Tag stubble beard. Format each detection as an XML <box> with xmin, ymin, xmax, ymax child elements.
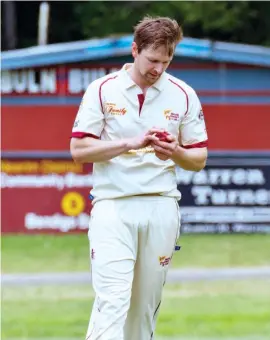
<box><xmin>142</xmin><ymin>71</ymin><xmax>160</xmax><ymax>86</ymax></box>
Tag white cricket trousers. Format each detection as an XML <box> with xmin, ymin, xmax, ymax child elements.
<box><xmin>86</xmin><ymin>196</ymin><xmax>180</xmax><ymax>340</ymax></box>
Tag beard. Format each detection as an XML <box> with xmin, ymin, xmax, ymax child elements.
<box><xmin>143</xmin><ymin>72</ymin><xmax>160</xmax><ymax>85</ymax></box>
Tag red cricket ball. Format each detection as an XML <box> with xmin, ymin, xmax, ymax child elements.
<box><xmin>155</xmin><ymin>131</ymin><xmax>170</xmax><ymax>142</ymax></box>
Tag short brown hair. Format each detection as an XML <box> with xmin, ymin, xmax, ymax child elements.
<box><xmin>134</xmin><ymin>16</ymin><xmax>183</xmax><ymax>56</ymax></box>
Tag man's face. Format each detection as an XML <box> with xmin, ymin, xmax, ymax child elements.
<box><xmin>132</xmin><ymin>43</ymin><xmax>173</xmax><ymax>85</ymax></box>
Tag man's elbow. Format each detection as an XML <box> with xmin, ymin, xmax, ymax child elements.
<box><xmin>194</xmin><ymin>149</ymin><xmax>208</xmax><ymax>171</ymax></box>
<box><xmin>70</xmin><ymin>151</ymin><xmax>82</xmax><ymax>163</ymax></box>
<box><xmin>70</xmin><ymin>146</ymin><xmax>85</xmax><ymax>164</ymax></box>
<box><xmin>181</xmin><ymin>160</ymin><xmax>206</xmax><ymax>172</ymax></box>
<box><xmin>70</xmin><ymin>139</ymin><xmax>85</xmax><ymax>163</ymax></box>
<box><xmin>193</xmin><ymin>159</ymin><xmax>207</xmax><ymax>172</ymax></box>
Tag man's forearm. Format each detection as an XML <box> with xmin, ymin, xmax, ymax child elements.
<box><xmin>70</xmin><ymin>137</ymin><xmax>130</xmax><ymax>163</ymax></box>
<box><xmin>171</xmin><ymin>146</ymin><xmax>207</xmax><ymax>171</ymax></box>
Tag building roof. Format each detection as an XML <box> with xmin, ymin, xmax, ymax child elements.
<box><xmin>2</xmin><ymin>35</ymin><xmax>270</xmax><ymax>70</ymax></box>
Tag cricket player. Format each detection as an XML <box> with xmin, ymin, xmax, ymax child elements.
<box><xmin>70</xmin><ymin>16</ymin><xmax>208</xmax><ymax>340</ymax></box>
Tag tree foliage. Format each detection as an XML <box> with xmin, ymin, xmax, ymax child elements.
<box><xmin>2</xmin><ymin>1</ymin><xmax>270</xmax><ymax>50</ymax></box>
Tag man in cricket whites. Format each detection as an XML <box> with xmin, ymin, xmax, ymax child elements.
<box><xmin>71</xmin><ymin>15</ymin><xmax>208</xmax><ymax>340</ymax></box>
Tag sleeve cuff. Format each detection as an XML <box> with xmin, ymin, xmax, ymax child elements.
<box><xmin>71</xmin><ymin>132</ymin><xmax>100</xmax><ymax>139</ymax></box>
<box><xmin>182</xmin><ymin>140</ymin><xmax>208</xmax><ymax>149</ymax></box>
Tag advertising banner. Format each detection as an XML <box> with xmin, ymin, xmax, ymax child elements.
<box><xmin>1</xmin><ymin>157</ymin><xmax>270</xmax><ymax>234</ymax></box>
<box><xmin>1</xmin><ymin>159</ymin><xmax>93</xmax><ymax>233</ymax></box>
<box><xmin>177</xmin><ymin>164</ymin><xmax>270</xmax><ymax>234</ymax></box>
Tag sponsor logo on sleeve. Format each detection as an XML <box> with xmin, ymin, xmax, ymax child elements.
<box><xmin>198</xmin><ymin>109</ymin><xmax>204</xmax><ymax>120</ymax></box>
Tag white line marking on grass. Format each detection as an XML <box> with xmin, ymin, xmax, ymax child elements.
<box><xmin>156</xmin><ymin>338</ymin><xmax>270</xmax><ymax>340</ymax></box>
<box><xmin>155</xmin><ymin>336</ymin><xmax>269</xmax><ymax>340</ymax></box>
<box><xmin>3</xmin><ymin>267</ymin><xmax>270</xmax><ymax>286</ymax></box>
<box><xmin>5</xmin><ymin>336</ymin><xmax>270</xmax><ymax>340</ymax></box>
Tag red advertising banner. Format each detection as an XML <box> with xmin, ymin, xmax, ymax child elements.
<box><xmin>1</xmin><ymin>159</ymin><xmax>93</xmax><ymax>234</ymax></box>
<box><xmin>2</xmin><ymin>157</ymin><xmax>270</xmax><ymax>234</ymax></box>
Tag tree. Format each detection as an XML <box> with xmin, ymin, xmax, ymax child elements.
<box><xmin>2</xmin><ymin>1</ymin><xmax>17</xmax><ymax>50</ymax></box>
<box><xmin>67</xmin><ymin>1</ymin><xmax>270</xmax><ymax>46</ymax></box>
<box><xmin>2</xmin><ymin>1</ymin><xmax>270</xmax><ymax>51</ymax></box>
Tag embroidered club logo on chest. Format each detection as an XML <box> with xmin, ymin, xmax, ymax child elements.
<box><xmin>105</xmin><ymin>103</ymin><xmax>127</xmax><ymax>116</ymax></box>
<box><xmin>164</xmin><ymin>109</ymin><xmax>179</xmax><ymax>121</ymax></box>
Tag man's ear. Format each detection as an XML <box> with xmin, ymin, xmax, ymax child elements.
<box><xmin>131</xmin><ymin>42</ymin><xmax>138</xmax><ymax>58</ymax></box>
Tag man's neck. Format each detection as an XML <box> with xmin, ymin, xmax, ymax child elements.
<box><xmin>128</xmin><ymin>65</ymin><xmax>150</xmax><ymax>94</ymax></box>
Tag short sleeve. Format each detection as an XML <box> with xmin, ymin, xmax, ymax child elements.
<box><xmin>71</xmin><ymin>81</ymin><xmax>105</xmax><ymax>139</ymax></box>
<box><xmin>180</xmin><ymin>89</ymin><xmax>208</xmax><ymax>149</ymax></box>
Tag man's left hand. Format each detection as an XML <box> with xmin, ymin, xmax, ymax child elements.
<box><xmin>151</xmin><ymin>132</ymin><xmax>179</xmax><ymax>161</ymax></box>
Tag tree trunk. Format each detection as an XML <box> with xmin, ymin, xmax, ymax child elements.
<box><xmin>3</xmin><ymin>1</ymin><xmax>17</xmax><ymax>50</ymax></box>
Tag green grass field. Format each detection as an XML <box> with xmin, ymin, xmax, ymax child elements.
<box><xmin>2</xmin><ymin>234</ymin><xmax>270</xmax><ymax>339</ymax></box>
<box><xmin>2</xmin><ymin>280</ymin><xmax>270</xmax><ymax>339</ymax></box>
<box><xmin>2</xmin><ymin>234</ymin><xmax>270</xmax><ymax>273</ymax></box>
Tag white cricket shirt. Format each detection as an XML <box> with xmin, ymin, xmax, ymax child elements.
<box><xmin>71</xmin><ymin>64</ymin><xmax>208</xmax><ymax>202</ymax></box>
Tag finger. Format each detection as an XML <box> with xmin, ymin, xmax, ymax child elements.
<box><xmin>165</xmin><ymin>134</ymin><xmax>176</xmax><ymax>142</ymax></box>
<box><xmin>147</xmin><ymin>128</ymin><xmax>166</xmax><ymax>135</ymax></box>
<box><xmin>155</xmin><ymin>152</ymin><xmax>169</xmax><ymax>161</ymax></box>
<box><xmin>152</xmin><ymin>144</ymin><xmax>172</xmax><ymax>156</ymax></box>
<box><xmin>152</xmin><ymin>139</ymin><xmax>175</xmax><ymax>150</ymax></box>
<box><xmin>146</xmin><ymin>135</ymin><xmax>160</xmax><ymax>143</ymax></box>
<box><xmin>146</xmin><ymin>129</ymin><xmax>159</xmax><ymax>135</ymax></box>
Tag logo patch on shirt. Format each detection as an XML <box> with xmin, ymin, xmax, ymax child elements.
<box><xmin>73</xmin><ymin>120</ymin><xmax>79</xmax><ymax>128</ymax></box>
<box><xmin>105</xmin><ymin>103</ymin><xmax>127</xmax><ymax>116</ymax></box>
<box><xmin>164</xmin><ymin>109</ymin><xmax>179</xmax><ymax>121</ymax></box>
<box><xmin>198</xmin><ymin>108</ymin><xmax>204</xmax><ymax>120</ymax></box>
<box><xmin>159</xmin><ymin>256</ymin><xmax>171</xmax><ymax>267</ymax></box>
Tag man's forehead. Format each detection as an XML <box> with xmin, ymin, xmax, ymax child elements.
<box><xmin>142</xmin><ymin>46</ymin><xmax>173</xmax><ymax>61</ymax></box>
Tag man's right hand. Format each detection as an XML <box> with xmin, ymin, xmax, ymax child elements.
<box><xmin>125</xmin><ymin>128</ymin><xmax>163</xmax><ymax>150</ymax></box>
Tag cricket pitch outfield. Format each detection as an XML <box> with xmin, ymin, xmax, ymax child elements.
<box><xmin>2</xmin><ymin>234</ymin><xmax>270</xmax><ymax>339</ymax></box>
